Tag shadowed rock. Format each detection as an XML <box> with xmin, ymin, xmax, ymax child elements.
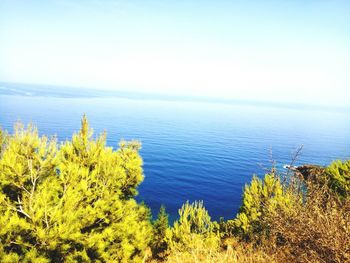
<box><xmin>295</xmin><ymin>164</ymin><xmax>325</xmax><ymax>181</ymax></box>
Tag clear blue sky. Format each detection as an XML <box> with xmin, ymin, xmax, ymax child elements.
<box><xmin>0</xmin><ymin>0</ymin><xmax>349</xmax><ymax>107</ymax></box>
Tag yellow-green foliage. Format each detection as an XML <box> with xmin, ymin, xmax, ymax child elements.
<box><xmin>233</xmin><ymin>172</ymin><xmax>299</xmax><ymax>239</ymax></box>
<box><xmin>166</xmin><ymin>201</ymin><xmax>220</xmax><ymax>253</ymax></box>
<box><xmin>0</xmin><ymin>127</ymin><xmax>7</xmax><ymax>155</ymax></box>
<box><xmin>0</xmin><ymin>116</ymin><xmax>152</xmax><ymax>262</ymax></box>
<box><xmin>325</xmin><ymin>159</ymin><xmax>350</xmax><ymax>197</ymax></box>
<box><xmin>151</xmin><ymin>206</ymin><xmax>169</xmax><ymax>259</ymax></box>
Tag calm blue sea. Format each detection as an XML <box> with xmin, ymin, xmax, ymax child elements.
<box><xmin>1</xmin><ymin>93</ymin><xmax>349</xmax><ymax>221</ymax></box>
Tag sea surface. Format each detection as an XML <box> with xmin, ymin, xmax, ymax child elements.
<box><xmin>1</xmin><ymin>86</ymin><xmax>350</xmax><ymax>221</ymax></box>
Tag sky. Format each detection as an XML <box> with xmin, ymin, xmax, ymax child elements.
<box><xmin>0</xmin><ymin>0</ymin><xmax>350</xmax><ymax>107</ymax></box>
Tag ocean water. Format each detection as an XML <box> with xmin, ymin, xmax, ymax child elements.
<box><xmin>0</xmin><ymin>94</ymin><xmax>350</xmax><ymax>221</ymax></box>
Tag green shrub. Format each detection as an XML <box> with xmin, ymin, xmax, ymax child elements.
<box><xmin>151</xmin><ymin>205</ymin><xmax>169</xmax><ymax>259</ymax></box>
<box><xmin>166</xmin><ymin>201</ymin><xmax>220</xmax><ymax>253</ymax></box>
<box><xmin>0</xmin><ymin>127</ymin><xmax>6</xmax><ymax>155</ymax></box>
<box><xmin>0</xmin><ymin>116</ymin><xmax>152</xmax><ymax>262</ymax></box>
<box><xmin>232</xmin><ymin>172</ymin><xmax>300</xmax><ymax>240</ymax></box>
<box><xmin>325</xmin><ymin>160</ymin><xmax>350</xmax><ymax>197</ymax></box>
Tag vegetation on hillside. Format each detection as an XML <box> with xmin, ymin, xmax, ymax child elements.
<box><xmin>0</xmin><ymin>117</ymin><xmax>349</xmax><ymax>262</ymax></box>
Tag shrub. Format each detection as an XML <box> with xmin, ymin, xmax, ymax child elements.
<box><xmin>0</xmin><ymin>116</ymin><xmax>152</xmax><ymax>262</ymax></box>
<box><xmin>166</xmin><ymin>201</ymin><xmax>220</xmax><ymax>253</ymax></box>
<box><xmin>232</xmin><ymin>172</ymin><xmax>301</xmax><ymax>240</ymax></box>
<box><xmin>325</xmin><ymin>159</ymin><xmax>350</xmax><ymax>197</ymax></box>
<box><xmin>151</xmin><ymin>205</ymin><xmax>169</xmax><ymax>259</ymax></box>
<box><xmin>0</xmin><ymin>127</ymin><xmax>6</xmax><ymax>155</ymax></box>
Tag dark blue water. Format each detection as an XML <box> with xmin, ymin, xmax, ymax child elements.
<box><xmin>1</xmin><ymin>94</ymin><xmax>349</xmax><ymax>221</ymax></box>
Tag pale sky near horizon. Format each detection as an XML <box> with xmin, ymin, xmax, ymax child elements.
<box><xmin>0</xmin><ymin>0</ymin><xmax>349</xmax><ymax>107</ymax></box>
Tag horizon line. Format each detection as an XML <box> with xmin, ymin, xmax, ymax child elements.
<box><xmin>0</xmin><ymin>80</ymin><xmax>349</xmax><ymax>113</ymax></box>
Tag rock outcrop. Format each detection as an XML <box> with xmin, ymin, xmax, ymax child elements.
<box><xmin>295</xmin><ymin>164</ymin><xmax>325</xmax><ymax>181</ymax></box>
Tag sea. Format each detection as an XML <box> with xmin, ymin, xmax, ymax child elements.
<box><xmin>1</xmin><ymin>83</ymin><xmax>349</xmax><ymax>222</ymax></box>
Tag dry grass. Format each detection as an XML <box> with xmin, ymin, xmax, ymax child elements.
<box><xmin>267</xmin><ymin>184</ymin><xmax>350</xmax><ymax>263</ymax></box>
<box><xmin>162</xmin><ymin>243</ymin><xmax>276</xmax><ymax>263</ymax></box>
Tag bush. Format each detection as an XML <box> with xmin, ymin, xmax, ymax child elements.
<box><xmin>232</xmin><ymin>172</ymin><xmax>301</xmax><ymax>240</ymax></box>
<box><xmin>0</xmin><ymin>116</ymin><xmax>152</xmax><ymax>262</ymax></box>
<box><xmin>325</xmin><ymin>160</ymin><xmax>350</xmax><ymax>197</ymax></box>
<box><xmin>166</xmin><ymin>201</ymin><xmax>220</xmax><ymax>253</ymax></box>
<box><xmin>0</xmin><ymin>127</ymin><xmax>6</xmax><ymax>155</ymax></box>
<box><xmin>151</xmin><ymin>205</ymin><xmax>169</xmax><ymax>259</ymax></box>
